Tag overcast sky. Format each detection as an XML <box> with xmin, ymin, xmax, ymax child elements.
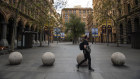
<box><xmin>54</xmin><ymin>0</ymin><xmax>93</xmax><ymax>14</ymax></box>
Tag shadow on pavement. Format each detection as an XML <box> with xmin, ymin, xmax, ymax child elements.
<box><xmin>113</xmin><ymin>64</ymin><xmax>130</xmax><ymax>69</ymax></box>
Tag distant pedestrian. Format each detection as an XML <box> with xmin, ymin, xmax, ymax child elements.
<box><xmin>77</xmin><ymin>35</ymin><xmax>94</xmax><ymax>71</ymax></box>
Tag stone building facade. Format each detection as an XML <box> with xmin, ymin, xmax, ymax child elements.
<box><xmin>92</xmin><ymin>0</ymin><xmax>140</xmax><ymax>48</ymax></box>
<box><xmin>0</xmin><ymin>0</ymin><xmax>56</xmax><ymax>48</ymax></box>
<box><xmin>117</xmin><ymin>0</ymin><xmax>140</xmax><ymax>45</ymax></box>
<box><xmin>92</xmin><ymin>0</ymin><xmax>116</xmax><ymax>43</ymax></box>
<box><xmin>61</xmin><ymin>6</ymin><xmax>93</xmax><ymax>30</ymax></box>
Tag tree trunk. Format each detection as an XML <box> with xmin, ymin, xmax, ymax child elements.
<box><xmin>11</xmin><ymin>0</ymin><xmax>21</xmax><ymax>51</ymax></box>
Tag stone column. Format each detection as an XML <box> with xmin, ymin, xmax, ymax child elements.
<box><xmin>0</xmin><ymin>22</ymin><xmax>9</xmax><ymax>47</ymax></box>
<box><xmin>36</xmin><ymin>30</ymin><xmax>40</xmax><ymax>46</ymax></box>
<box><xmin>123</xmin><ymin>19</ymin><xmax>128</xmax><ymax>44</ymax></box>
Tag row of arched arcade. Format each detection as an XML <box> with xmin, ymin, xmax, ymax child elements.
<box><xmin>0</xmin><ymin>12</ymin><xmax>46</xmax><ymax>49</ymax></box>
<box><xmin>119</xmin><ymin>16</ymin><xmax>140</xmax><ymax>48</ymax></box>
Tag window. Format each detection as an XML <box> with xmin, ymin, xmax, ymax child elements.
<box><xmin>128</xmin><ymin>4</ymin><xmax>130</xmax><ymax>13</ymax></box>
<box><xmin>65</xmin><ymin>18</ymin><xmax>68</xmax><ymax>22</ymax></box>
<box><xmin>9</xmin><ymin>0</ymin><xmax>12</xmax><ymax>4</ymax></box>
<box><xmin>87</xmin><ymin>10</ymin><xmax>89</xmax><ymax>14</ymax></box>
<box><xmin>13</xmin><ymin>0</ymin><xmax>16</xmax><ymax>4</ymax></box>
<box><xmin>135</xmin><ymin>0</ymin><xmax>138</xmax><ymax>6</ymax></box>
<box><xmin>73</xmin><ymin>10</ymin><xmax>76</xmax><ymax>14</ymax></box>
<box><xmin>83</xmin><ymin>10</ymin><xmax>86</xmax><ymax>15</ymax></box>
<box><xmin>79</xmin><ymin>10</ymin><xmax>81</xmax><ymax>13</ymax></box>
<box><xmin>69</xmin><ymin>10</ymin><xmax>72</xmax><ymax>14</ymax></box>
<box><xmin>79</xmin><ymin>10</ymin><xmax>81</xmax><ymax>16</ymax></box>
<box><xmin>83</xmin><ymin>10</ymin><xmax>85</xmax><ymax>14</ymax></box>
<box><xmin>65</xmin><ymin>10</ymin><xmax>68</xmax><ymax>14</ymax></box>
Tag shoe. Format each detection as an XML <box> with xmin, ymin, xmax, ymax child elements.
<box><xmin>89</xmin><ymin>68</ymin><xmax>94</xmax><ymax>71</ymax></box>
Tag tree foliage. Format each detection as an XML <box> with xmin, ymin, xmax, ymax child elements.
<box><xmin>65</xmin><ymin>14</ymin><xmax>85</xmax><ymax>44</ymax></box>
<box><xmin>94</xmin><ymin>0</ymin><xmax>122</xmax><ymax>26</ymax></box>
<box><xmin>94</xmin><ymin>0</ymin><xmax>122</xmax><ymax>46</ymax></box>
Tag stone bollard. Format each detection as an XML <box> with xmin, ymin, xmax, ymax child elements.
<box><xmin>111</xmin><ymin>52</ymin><xmax>126</xmax><ymax>66</ymax></box>
<box><xmin>9</xmin><ymin>52</ymin><xmax>23</xmax><ymax>65</ymax></box>
<box><xmin>42</xmin><ymin>52</ymin><xmax>55</xmax><ymax>66</ymax></box>
<box><xmin>76</xmin><ymin>52</ymin><xmax>88</xmax><ymax>66</ymax></box>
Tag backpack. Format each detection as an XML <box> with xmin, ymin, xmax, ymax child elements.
<box><xmin>85</xmin><ymin>45</ymin><xmax>91</xmax><ymax>53</ymax></box>
<box><xmin>79</xmin><ymin>42</ymin><xmax>84</xmax><ymax>50</ymax></box>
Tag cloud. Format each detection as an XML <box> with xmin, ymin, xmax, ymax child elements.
<box><xmin>54</xmin><ymin>0</ymin><xmax>93</xmax><ymax>14</ymax></box>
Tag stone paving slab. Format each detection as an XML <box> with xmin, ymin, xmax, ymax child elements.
<box><xmin>0</xmin><ymin>42</ymin><xmax>140</xmax><ymax>79</ymax></box>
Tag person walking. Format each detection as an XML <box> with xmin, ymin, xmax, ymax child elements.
<box><xmin>77</xmin><ymin>35</ymin><xmax>94</xmax><ymax>71</ymax></box>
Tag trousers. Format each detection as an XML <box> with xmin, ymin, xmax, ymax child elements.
<box><xmin>78</xmin><ymin>50</ymin><xmax>91</xmax><ymax>68</ymax></box>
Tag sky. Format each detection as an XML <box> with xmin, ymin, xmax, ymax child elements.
<box><xmin>54</xmin><ymin>0</ymin><xmax>93</xmax><ymax>14</ymax></box>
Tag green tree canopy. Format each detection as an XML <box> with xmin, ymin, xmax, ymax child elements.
<box><xmin>65</xmin><ymin>14</ymin><xmax>85</xmax><ymax>44</ymax></box>
<box><xmin>94</xmin><ymin>0</ymin><xmax>122</xmax><ymax>46</ymax></box>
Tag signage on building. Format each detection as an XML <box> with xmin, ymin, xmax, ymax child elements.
<box><xmin>54</xmin><ymin>28</ymin><xmax>61</xmax><ymax>37</ymax></box>
<box><xmin>92</xmin><ymin>28</ymin><xmax>98</xmax><ymax>37</ymax></box>
<box><xmin>85</xmin><ymin>30</ymin><xmax>89</xmax><ymax>37</ymax></box>
<box><xmin>85</xmin><ymin>32</ymin><xmax>89</xmax><ymax>37</ymax></box>
<box><xmin>60</xmin><ymin>32</ymin><xmax>65</xmax><ymax>39</ymax></box>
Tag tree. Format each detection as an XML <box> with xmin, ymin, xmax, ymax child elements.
<box><xmin>94</xmin><ymin>0</ymin><xmax>122</xmax><ymax>46</ymax></box>
<box><xmin>65</xmin><ymin>14</ymin><xmax>85</xmax><ymax>44</ymax></box>
<box><xmin>9</xmin><ymin>0</ymin><xmax>51</xmax><ymax>50</ymax></box>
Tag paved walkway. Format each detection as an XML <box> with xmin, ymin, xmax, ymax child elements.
<box><xmin>0</xmin><ymin>42</ymin><xmax>140</xmax><ymax>79</ymax></box>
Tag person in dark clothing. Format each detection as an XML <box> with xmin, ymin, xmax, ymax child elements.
<box><xmin>77</xmin><ymin>35</ymin><xmax>94</xmax><ymax>71</ymax></box>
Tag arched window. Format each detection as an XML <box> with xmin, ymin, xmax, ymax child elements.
<box><xmin>134</xmin><ymin>18</ymin><xmax>140</xmax><ymax>32</ymax></box>
<box><xmin>9</xmin><ymin>0</ymin><xmax>12</xmax><ymax>4</ymax></box>
<box><xmin>128</xmin><ymin>4</ymin><xmax>130</xmax><ymax>13</ymax></box>
<box><xmin>135</xmin><ymin>0</ymin><xmax>138</xmax><ymax>6</ymax></box>
<box><xmin>120</xmin><ymin>24</ymin><xmax>123</xmax><ymax>35</ymax></box>
<box><xmin>13</xmin><ymin>0</ymin><xmax>16</xmax><ymax>4</ymax></box>
<box><xmin>120</xmin><ymin>23</ymin><xmax>123</xmax><ymax>44</ymax></box>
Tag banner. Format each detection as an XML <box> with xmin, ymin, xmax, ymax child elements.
<box><xmin>60</xmin><ymin>32</ymin><xmax>65</xmax><ymax>39</ymax></box>
<box><xmin>92</xmin><ymin>28</ymin><xmax>98</xmax><ymax>37</ymax></box>
<box><xmin>85</xmin><ymin>32</ymin><xmax>89</xmax><ymax>37</ymax></box>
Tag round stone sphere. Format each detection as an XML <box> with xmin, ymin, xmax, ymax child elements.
<box><xmin>9</xmin><ymin>52</ymin><xmax>23</xmax><ymax>65</ymax></box>
<box><xmin>36</xmin><ymin>40</ymin><xmax>40</xmax><ymax>44</ymax></box>
<box><xmin>111</xmin><ymin>52</ymin><xmax>126</xmax><ymax>66</ymax></box>
<box><xmin>42</xmin><ymin>52</ymin><xmax>55</xmax><ymax>66</ymax></box>
<box><xmin>32</xmin><ymin>40</ymin><xmax>36</xmax><ymax>44</ymax></box>
<box><xmin>77</xmin><ymin>52</ymin><xmax>88</xmax><ymax>66</ymax></box>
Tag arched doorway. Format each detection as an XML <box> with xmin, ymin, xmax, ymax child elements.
<box><xmin>0</xmin><ymin>12</ymin><xmax>5</xmax><ymax>41</ymax></box>
<box><xmin>127</xmin><ymin>20</ymin><xmax>132</xmax><ymax>44</ymax></box>
<box><xmin>23</xmin><ymin>23</ymin><xmax>32</xmax><ymax>48</ymax></box>
<box><xmin>35</xmin><ymin>27</ymin><xmax>38</xmax><ymax>41</ymax></box>
<box><xmin>131</xmin><ymin>18</ymin><xmax>140</xmax><ymax>49</ymax></box>
<box><xmin>135</xmin><ymin>0</ymin><xmax>138</xmax><ymax>6</ymax></box>
<box><xmin>120</xmin><ymin>23</ymin><xmax>123</xmax><ymax>44</ymax></box>
<box><xmin>17</xmin><ymin>20</ymin><xmax>24</xmax><ymax>47</ymax></box>
<box><xmin>0</xmin><ymin>12</ymin><xmax>9</xmax><ymax>47</ymax></box>
<box><xmin>7</xmin><ymin>17</ymin><xmax>15</xmax><ymax>45</ymax></box>
<box><xmin>25</xmin><ymin>23</ymin><xmax>30</xmax><ymax>31</ymax></box>
<box><xmin>31</xmin><ymin>25</ymin><xmax>34</xmax><ymax>32</ymax></box>
<box><xmin>134</xmin><ymin>18</ymin><xmax>140</xmax><ymax>32</ymax></box>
